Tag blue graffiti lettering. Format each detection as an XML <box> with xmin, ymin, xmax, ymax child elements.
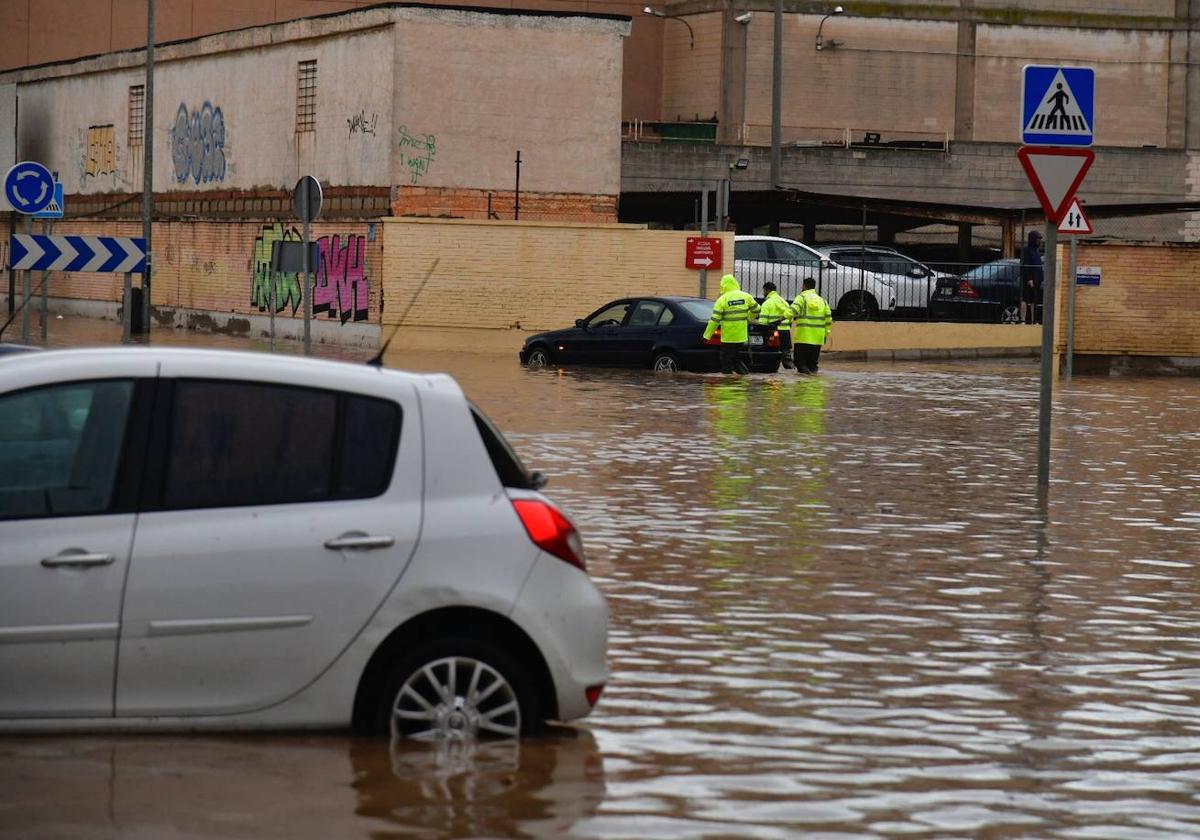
<box><xmin>171</xmin><ymin>102</ymin><xmax>226</xmax><ymax>184</ymax></box>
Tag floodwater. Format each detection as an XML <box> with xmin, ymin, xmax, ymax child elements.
<box><xmin>4</xmin><ymin>320</ymin><xmax>1200</xmax><ymax>839</ymax></box>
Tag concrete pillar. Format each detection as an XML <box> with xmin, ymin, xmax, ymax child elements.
<box><xmin>1001</xmin><ymin>219</ymin><xmax>1016</xmax><ymax>258</ymax></box>
<box><xmin>954</xmin><ymin>10</ymin><xmax>977</xmax><ymax>142</ymax></box>
<box><xmin>957</xmin><ymin>223</ymin><xmax>973</xmax><ymax>262</ymax></box>
<box><xmin>718</xmin><ymin>2</ymin><xmax>748</xmax><ymax>145</ymax></box>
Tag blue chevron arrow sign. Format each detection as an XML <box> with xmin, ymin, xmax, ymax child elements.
<box><xmin>8</xmin><ymin>234</ymin><xmax>147</xmax><ymax>273</ymax></box>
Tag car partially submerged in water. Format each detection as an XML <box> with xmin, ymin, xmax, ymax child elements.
<box><xmin>519</xmin><ymin>296</ymin><xmax>783</xmax><ymax>373</ymax></box>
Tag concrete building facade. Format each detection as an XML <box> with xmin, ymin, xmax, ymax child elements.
<box><xmin>1</xmin><ymin>4</ymin><xmax>629</xmax><ymax>220</ymax></box>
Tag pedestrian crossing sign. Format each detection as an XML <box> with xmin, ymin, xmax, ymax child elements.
<box><xmin>1021</xmin><ymin>65</ymin><xmax>1095</xmax><ymax>147</ymax></box>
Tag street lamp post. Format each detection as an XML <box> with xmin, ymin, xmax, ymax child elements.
<box><xmin>815</xmin><ymin>5</ymin><xmax>844</xmax><ymax>51</ymax></box>
<box><xmin>643</xmin><ymin>7</ymin><xmax>694</xmax><ymax>49</ymax></box>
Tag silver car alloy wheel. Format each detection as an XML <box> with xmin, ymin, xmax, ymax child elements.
<box><xmin>391</xmin><ymin>656</ymin><xmax>522</xmax><ymax>741</ymax></box>
<box><xmin>527</xmin><ymin>348</ymin><xmax>550</xmax><ymax>367</ymax></box>
<box><xmin>1001</xmin><ymin>305</ymin><xmax>1022</xmax><ymax>324</ymax></box>
<box><xmin>653</xmin><ymin>354</ymin><xmax>678</xmax><ymax>372</ymax></box>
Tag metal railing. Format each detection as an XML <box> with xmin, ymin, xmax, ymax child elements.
<box><xmin>734</xmin><ymin>257</ymin><xmax>1030</xmax><ymax>323</ymax></box>
<box><xmin>734</xmin><ymin>124</ymin><xmax>950</xmax><ymax>152</ymax></box>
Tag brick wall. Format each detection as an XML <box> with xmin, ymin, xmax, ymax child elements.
<box><xmin>31</xmin><ymin>218</ymin><xmax>383</xmax><ymax>333</ymax></box>
<box><xmin>1055</xmin><ymin>242</ymin><xmax>1200</xmax><ymax>358</ymax></box>
<box><xmin>391</xmin><ymin>187</ymin><xmax>618</xmax><ymax>223</ymax></box>
<box><xmin>380</xmin><ymin>217</ymin><xmax>731</xmax><ymax>335</ymax></box>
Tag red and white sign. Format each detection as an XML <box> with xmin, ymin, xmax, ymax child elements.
<box><xmin>685</xmin><ymin>236</ymin><xmax>723</xmax><ymax>271</ymax></box>
<box><xmin>1057</xmin><ymin>198</ymin><xmax>1093</xmax><ymax>235</ymax></box>
<box><xmin>1017</xmin><ymin>146</ymin><xmax>1094</xmax><ymax>223</ymax></box>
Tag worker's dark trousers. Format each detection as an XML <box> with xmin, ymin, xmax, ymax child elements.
<box><xmin>719</xmin><ymin>342</ymin><xmax>750</xmax><ymax>374</ymax></box>
<box><xmin>796</xmin><ymin>342</ymin><xmax>822</xmax><ymax>373</ymax></box>
<box><xmin>778</xmin><ymin>329</ymin><xmax>794</xmax><ymax>369</ymax></box>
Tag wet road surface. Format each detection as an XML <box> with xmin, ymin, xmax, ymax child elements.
<box><xmin>3</xmin><ymin>323</ymin><xmax>1199</xmax><ymax>838</ymax></box>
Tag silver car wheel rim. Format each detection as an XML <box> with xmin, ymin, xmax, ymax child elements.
<box><xmin>654</xmin><ymin>355</ymin><xmax>677</xmax><ymax>372</ymax></box>
<box><xmin>527</xmin><ymin>349</ymin><xmax>549</xmax><ymax>367</ymax></box>
<box><xmin>391</xmin><ymin>656</ymin><xmax>521</xmax><ymax>741</ymax></box>
<box><xmin>1002</xmin><ymin>306</ymin><xmax>1021</xmax><ymax>324</ymax></box>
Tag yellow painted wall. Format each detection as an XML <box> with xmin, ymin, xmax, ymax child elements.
<box><xmin>1054</xmin><ymin>242</ymin><xmax>1200</xmax><ymax>358</ymax></box>
<box><xmin>380</xmin><ymin>218</ymin><xmax>732</xmax><ymax>334</ymax></box>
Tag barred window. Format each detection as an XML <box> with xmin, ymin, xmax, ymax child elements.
<box><xmin>296</xmin><ymin>60</ymin><xmax>317</xmax><ymax>133</ymax></box>
<box><xmin>128</xmin><ymin>86</ymin><xmax>145</xmax><ymax>147</ymax></box>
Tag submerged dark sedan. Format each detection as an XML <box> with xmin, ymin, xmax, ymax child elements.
<box><xmin>519</xmin><ymin>296</ymin><xmax>783</xmax><ymax>373</ymax></box>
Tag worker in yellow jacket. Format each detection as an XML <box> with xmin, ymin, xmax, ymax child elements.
<box><xmin>791</xmin><ymin>277</ymin><xmax>832</xmax><ymax>374</ymax></box>
<box><xmin>757</xmin><ymin>281</ymin><xmax>794</xmax><ymax>370</ymax></box>
<box><xmin>702</xmin><ymin>274</ymin><xmax>761</xmax><ymax>374</ymax></box>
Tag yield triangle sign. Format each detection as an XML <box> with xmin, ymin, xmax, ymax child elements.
<box><xmin>1017</xmin><ymin>146</ymin><xmax>1094</xmax><ymax>223</ymax></box>
<box><xmin>1057</xmin><ymin>198</ymin><xmax>1093</xmax><ymax>235</ymax></box>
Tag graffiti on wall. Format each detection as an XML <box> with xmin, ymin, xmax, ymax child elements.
<box><xmin>347</xmin><ymin>110</ymin><xmax>378</xmax><ymax>138</ymax></box>
<box><xmin>250</xmin><ymin>223</ymin><xmax>304</xmax><ymax>315</ymax></box>
<box><xmin>313</xmin><ymin>234</ymin><xmax>369</xmax><ymax>323</ymax></box>
<box><xmin>86</xmin><ymin>125</ymin><xmax>116</xmax><ymax>177</ymax></box>
<box><xmin>397</xmin><ymin>125</ymin><xmax>436</xmax><ymax>184</ymax></box>
<box><xmin>249</xmin><ymin>223</ymin><xmax>369</xmax><ymax>324</ymax></box>
<box><xmin>171</xmin><ymin>102</ymin><xmax>227</xmax><ymax>184</ymax></box>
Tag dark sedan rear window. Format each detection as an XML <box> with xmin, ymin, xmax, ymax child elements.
<box><xmin>679</xmin><ymin>300</ymin><xmax>714</xmax><ymax>320</ymax></box>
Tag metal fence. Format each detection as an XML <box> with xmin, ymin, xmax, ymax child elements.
<box><xmin>735</xmin><ymin>255</ymin><xmax>1032</xmax><ymax>324</ymax></box>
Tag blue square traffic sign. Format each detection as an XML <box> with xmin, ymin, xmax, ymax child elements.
<box><xmin>1021</xmin><ymin>65</ymin><xmax>1095</xmax><ymax>147</ymax></box>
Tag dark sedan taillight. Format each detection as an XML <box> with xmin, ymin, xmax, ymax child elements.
<box><xmin>704</xmin><ymin>331</ymin><xmax>722</xmax><ymax>346</ymax></box>
<box><xmin>956</xmin><ymin>280</ymin><xmax>981</xmax><ymax>299</ymax></box>
<box><xmin>767</xmin><ymin>330</ymin><xmax>780</xmax><ymax>349</ymax></box>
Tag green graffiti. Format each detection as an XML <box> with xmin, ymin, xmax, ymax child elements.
<box><xmin>250</xmin><ymin>222</ymin><xmax>303</xmax><ymax>314</ymax></box>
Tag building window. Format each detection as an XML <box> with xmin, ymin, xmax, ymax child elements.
<box><xmin>128</xmin><ymin>85</ymin><xmax>145</xmax><ymax>148</ymax></box>
<box><xmin>296</xmin><ymin>60</ymin><xmax>317</xmax><ymax>133</ymax></box>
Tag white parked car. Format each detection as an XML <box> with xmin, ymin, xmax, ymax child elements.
<box><xmin>0</xmin><ymin>348</ymin><xmax>608</xmax><ymax>738</ymax></box>
<box><xmin>819</xmin><ymin>245</ymin><xmax>956</xmax><ymax>314</ymax></box>
<box><xmin>733</xmin><ymin>235</ymin><xmax>898</xmax><ymax>320</ymax></box>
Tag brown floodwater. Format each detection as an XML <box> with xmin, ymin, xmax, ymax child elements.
<box><xmin>3</xmin><ymin>320</ymin><xmax>1199</xmax><ymax>838</ymax></box>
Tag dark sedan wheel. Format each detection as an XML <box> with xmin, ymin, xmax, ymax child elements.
<box><xmin>1001</xmin><ymin>305</ymin><xmax>1022</xmax><ymax>324</ymax></box>
<box><xmin>837</xmin><ymin>292</ymin><xmax>877</xmax><ymax>321</ymax></box>
<box><xmin>525</xmin><ymin>346</ymin><xmax>551</xmax><ymax>367</ymax></box>
<box><xmin>651</xmin><ymin>351</ymin><xmax>680</xmax><ymax>372</ymax></box>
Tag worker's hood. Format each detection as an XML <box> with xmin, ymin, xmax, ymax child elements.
<box><xmin>719</xmin><ymin>274</ymin><xmax>739</xmax><ymax>294</ymax></box>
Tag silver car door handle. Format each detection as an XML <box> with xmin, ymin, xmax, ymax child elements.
<box><xmin>41</xmin><ymin>552</ymin><xmax>116</xmax><ymax>569</ymax></box>
<box><xmin>324</xmin><ymin>533</ymin><xmax>395</xmax><ymax>551</ymax></box>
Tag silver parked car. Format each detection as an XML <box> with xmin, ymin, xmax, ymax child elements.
<box><xmin>734</xmin><ymin>235</ymin><xmax>898</xmax><ymax>320</ymax></box>
<box><xmin>0</xmin><ymin>348</ymin><xmax>608</xmax><ymax>739</ymax></box>
<box><xmin>818</xmin><ymin>246</ymin><xmax>956</xmax><ymax>315</ymax></box>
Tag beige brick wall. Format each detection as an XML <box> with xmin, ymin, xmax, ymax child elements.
<box><xmin>34</xmin><ymin>219</ymin><xmax>382</xmax><ymax>328</ymax></box>
<box><xmin>744</xmin><ymin>16</ymin><xmax>958</xmax><ymax>137</ymax></box>
<box><xmin>380</xmin><ymin>217</ymin><xmax>732</xmax><ymax>334</ymax></box>
<box><xmin>660</xmin><ymin>12</ymin><xmax>724</xmax><ymax>123</ymax></box>
<box><xmin>974</xmin><ymin>25</ymin><xmax>1171</xmax><ymax>147</ymax></box>
<box><xmin>1055</xmin><ymin>243</ymin><xmax>1200</xmax><ymax>358</ymax></box>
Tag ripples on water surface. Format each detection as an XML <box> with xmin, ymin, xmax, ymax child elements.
<box><xmin>3</xmin><ymin>351</ymin><xmax>1198</xmax><ymax>839</ymax></box>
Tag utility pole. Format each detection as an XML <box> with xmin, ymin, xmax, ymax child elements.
<box><xmin>769</xmin><ymin>0</ymin><xmax>782</xmax><ymax>235</ymax></box>
<box><xmin>142</xmin><ymin>0</ymin><xmax>155</xmax><ymax>338</ymax></box>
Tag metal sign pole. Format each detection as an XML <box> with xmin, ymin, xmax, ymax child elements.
<box><xmin>269</xmin><ymin>258</ymin><xmax>277</xmax><ymax>353</ymax></box>
<box><xmin>1066</xmin><ymin>235</ymin><xmax>1078</xmax><ymax>382</ymax></box>
<box><xmin>699</xmin><ymin>187</ymin><xmax>709</xmax><ymax>298</ymax></box>
<box><xmin>21</xmin><ymin>215</ymin><xmax>31</xmax><ymax>343</ymax></box>
<box><xmin>39</xmin><ymin>221</ymin><xmax>48</xmax><ymax>342</ymax></box>
<box><xmin>302</xmin><ymin>214</ymin><xmax>312</xmax><ymax>356</ymax></box>
<box><xmin>1036</xmin><ymin>222</ymin><xmax>1058</xmax><ymax>491</ymax></box>
<box><xmin>122</xmin><ymin>272</ymin><xmax>132</xmax><ymax>343</ymax></box>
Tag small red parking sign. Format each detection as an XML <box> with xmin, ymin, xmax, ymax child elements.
<box><xmin>685</xmin><ymin>237</ymin><xmax>722</xmax><ymax>271</ymax></box>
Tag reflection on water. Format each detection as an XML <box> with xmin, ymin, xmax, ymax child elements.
<box><xmin>4</xmin><ymin>333</ymin><xmax>1200</xmax><ymax>837</ymax></box>
<box><xmin>0</xmin><ymin>728</ymin><xmax>604</xmax><ymax>839</ymax></box>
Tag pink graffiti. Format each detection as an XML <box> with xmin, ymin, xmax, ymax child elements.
<box><xmin>313</xmin><ymin>234</ymin><xmax>369</xmax><ymax>323</ymax></box>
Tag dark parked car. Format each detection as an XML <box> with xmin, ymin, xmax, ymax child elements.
<box><xmin>519</xmin><ymin>296</ymin><xmax>783</xmax><ymax>373</ymax></box>
<box><xmin>929</xmin><ymin>259</ymin><xmax>1023</xmax><ymax>323</ymax></box>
